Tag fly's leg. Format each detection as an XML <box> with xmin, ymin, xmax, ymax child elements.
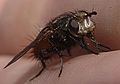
<box><xmin>66</xmin><ymin>48</ymin><xmax>71</xmax><ymax>56</ymax></box>
<box><xmin>58</xmin><ymin>56</ymin><xmax>63</xmax><ymax>77</ymax></box>
<box><xmin>53</xmin><ymin>47</ymin><xmax>64</xmax><ymax>77</ymax></box>
<box><xmin>30</xmin><ymin>58</ymin><xmax>46</xmax><ymax>81</ymax></box>
<box><xmin>69</xmin><ymin>35</ymin><xmax>98</xmax><ymax>54</ymax></box>
<box><xmin>48</xmin><ymin>39</ymin><xmax>64</xmax><ymax>77</ymax></box>
<box><xmin>56</xmin><ymin>51</ymin><xmax>64</xmax><ymax>77</ymax></box>
<box><xmin>80</xmin><ymin>37</ymin><xmax>99</xmax><ymax>54</ymax></box>
<box><xmin>87</xmin><ymin>33</ymin><xmax>111</xmax><ymax>52</ymax></box>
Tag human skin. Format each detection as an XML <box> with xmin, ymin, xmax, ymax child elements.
<box><xmin>0</xmin><ymin>0</ymin><xmax>120</xmax><ymax>84</ymax></box>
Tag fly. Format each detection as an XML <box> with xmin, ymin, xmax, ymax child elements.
<box><xmin>4</xmin><ymin>10</ymin><xmax>111</xmax><ymax>80</ymax></box>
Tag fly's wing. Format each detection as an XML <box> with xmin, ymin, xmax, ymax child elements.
<box><xmin>4</xmin><ymin>42</ymin><xmax>35</xmax><ymax>68</ymax></box>
<box><xmin>4</xmin><ymin>27</ymin><xmax>51</xmax><ymax>68</ymax></box>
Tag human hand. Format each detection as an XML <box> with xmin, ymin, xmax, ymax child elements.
<box><xmin>0</xmin><ymin>0</ymin><xmax>120</xmax><ymax>84</ymax></box>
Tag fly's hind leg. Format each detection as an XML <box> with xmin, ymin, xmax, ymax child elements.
<box><xmin>30</xmin><ymin>57</ymin><xmax>46</xmax><ymax>81</ymax></box>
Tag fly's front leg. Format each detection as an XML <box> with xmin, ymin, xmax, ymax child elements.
<box><xmin>80</xmin><ymin>37</ymin><xmax>99</xmax><ymax>54</ymax></box>
<box><xmin>69</xmin><ymin>35</ymin><xmax>98</xmax><ymax>54</ymax></box>
<box><xmin>87</xmin><ymin>33</ymin><xmax>111</xmax><ymax>52</ymax></box>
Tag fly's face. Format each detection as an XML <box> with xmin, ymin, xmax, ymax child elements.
<box><xmin>78</xmin><ymin>11</ymin><xmax>95</xmax><ymax>34</ymax></box>
<box><xmin>69</xmin><ymin>11</ymin><xmax>97</xmax><ymax>37</ymax></box>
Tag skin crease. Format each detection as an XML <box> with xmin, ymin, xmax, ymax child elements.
<box><xmin>0</xmin><ymin>0</ymin><xmax>120</xmax><ymax>84</ymax></box>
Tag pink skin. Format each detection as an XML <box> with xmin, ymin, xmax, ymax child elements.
<box><xmin>0</xmin><ymin>0</ymin><xmax>120</xmax><ymax>84</ymax></box>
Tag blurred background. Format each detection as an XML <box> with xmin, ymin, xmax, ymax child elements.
<box><xmin>0</xmin><ymin>0</ymin><xmax>120</xmax><ymax>55</ymax></box>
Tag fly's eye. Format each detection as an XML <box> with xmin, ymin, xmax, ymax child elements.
<box><xmin>69</xmin><ymin>19</ymin><xmax>79</xmax><ymax>34</ymax></box>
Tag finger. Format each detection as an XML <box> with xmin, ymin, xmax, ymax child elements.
<box><xmin>29</xmin><ymin>50</ymin><xmax>120</xmax><ymax>84</ymax></box>
<box><xmin>1</xmin><ymin>51</ymin><xmax>120</xmax><ymax>84</ymax></box>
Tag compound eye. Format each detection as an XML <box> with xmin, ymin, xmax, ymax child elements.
<box><xmin>69</xmin><ymin>19</ymin><xmax>79</xmax><ymax>34</ymax></box>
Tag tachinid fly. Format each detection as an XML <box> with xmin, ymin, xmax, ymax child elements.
<box><xmin>4</xmin><ymin>10</ymin><xmax>111</xmax><ymax>80</ymax></box>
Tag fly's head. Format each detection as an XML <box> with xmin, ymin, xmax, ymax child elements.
<box><xmin>69</xmin><ymin>10</ymin><xmax>97</xmax><ymax>37</ymax></box>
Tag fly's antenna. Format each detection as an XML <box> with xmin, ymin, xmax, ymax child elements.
<box><xmin>86</xmin><ymin>7</ymin><xmax>97</xmax><ymax>17</ymax></box>
<box><xmin>85</xmin><ymin>11</ymin><xmax>97</xmax><ymax>17</ymax></box>
<box><xmin>89</xmin><ymin>11</ymin><xmax>97</xmax><ymax>16</ymax></box>
<box><xmin>86</xmin><ymin>1</ymin><xmax>97</xmax><ymax>17</ymax></box>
